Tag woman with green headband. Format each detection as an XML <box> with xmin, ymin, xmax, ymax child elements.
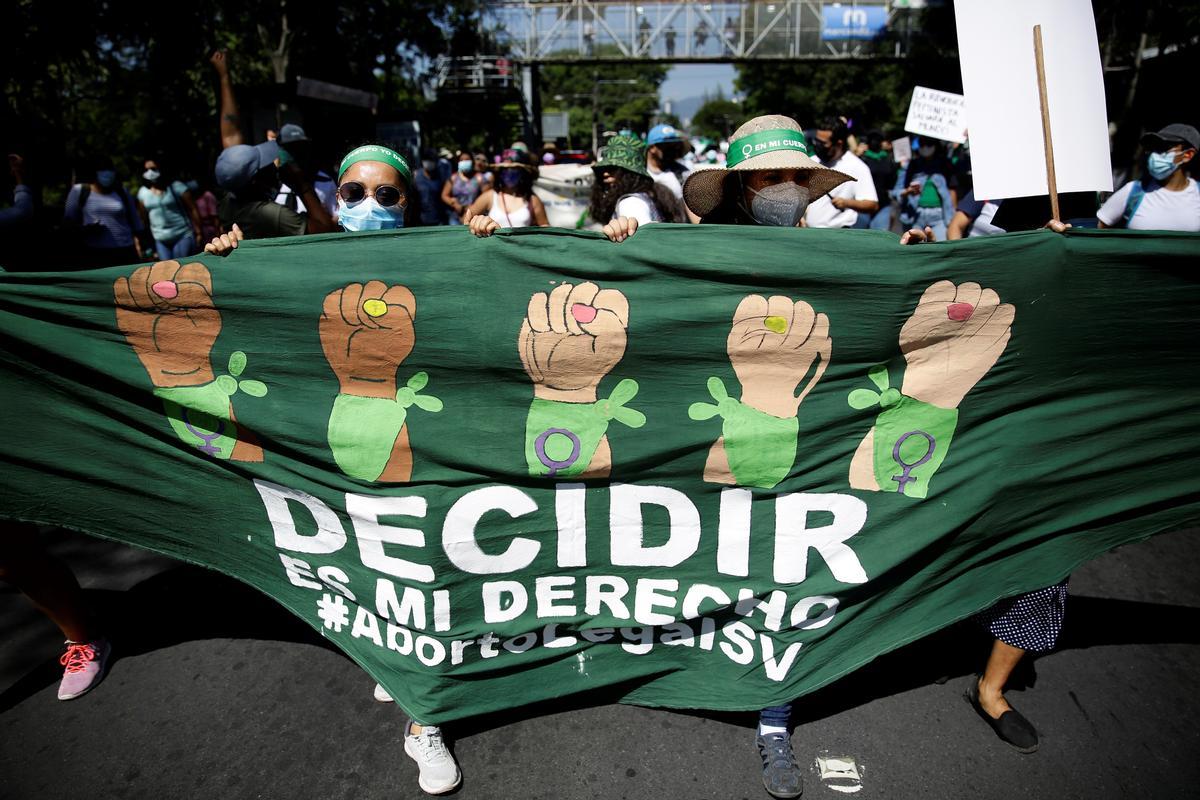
<box><xmin>205</xmin><ymin>144</ymin><xmax>419</xmax><ymax>254</ymax></box>
<box><xmin>671</xmin><ymin>114</ymin><xmax>931</xmax><ymax>242</ymax></box>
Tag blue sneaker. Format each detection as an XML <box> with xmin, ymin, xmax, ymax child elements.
<box><xmin>756</xmin><ymin>731</ymin><xmax>803</xmax><ymax>798</ymax></box>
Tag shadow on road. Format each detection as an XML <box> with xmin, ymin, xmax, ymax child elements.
<box><xmin>4</xmin><ymin>562</ymin><xmax>1198</xmax><ymax>728</ymax></box>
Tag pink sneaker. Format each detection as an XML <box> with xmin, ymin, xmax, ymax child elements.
<box><xmin>57</xmin><ymin>639</ymin><xmax>111</xmax><ymax>700</ymax></box>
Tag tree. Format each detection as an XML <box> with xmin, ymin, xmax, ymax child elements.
<box><xmin>691</xmin><ymin>91</ymin><xmax>742</xmax><ymax>140</ymax></box>
<box><xmin>538</xmin><ymin>46</ymin><xmax>670</xmax><ymax>145</ymax></box>
<box><xmin>734</xmin><ymin>4</ymin><xmax>959</xmax><ymax>135</ymax></box>
<box><xmin>0</xmin><ymin>0</ymin><xmax>482</xmax><ymax>203</ymax></box>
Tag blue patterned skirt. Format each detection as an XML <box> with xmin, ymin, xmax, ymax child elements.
<box><xmin>974</xmin><ymin>579</ymin><xmax>1069</xmax><ymax>652</ymax></box>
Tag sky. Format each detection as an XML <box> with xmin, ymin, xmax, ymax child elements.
<box><xmin>659</xmin><ymin>64</ymin><xmax>737</xmax><ymax>106</ymax></box>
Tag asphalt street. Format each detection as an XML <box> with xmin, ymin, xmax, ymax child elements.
<box><xmin>2</xmin><ymin>526</ymin><xmax>1198</xmax><ymax>800</ymax></box>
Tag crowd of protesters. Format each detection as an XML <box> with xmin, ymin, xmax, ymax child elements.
<box><xmin>2</xmin><ymin>46</ymin><xmax>1199</xmax><ymax>800</ymax></box>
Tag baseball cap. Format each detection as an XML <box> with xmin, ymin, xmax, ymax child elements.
<box><xmin>215</xmin><ymin>141</ymin><xmax>280</xmax><ymax>192</ymax></box>
<box><xmin>1141</xmin><ymin>124</ymin><xmax>1200</xmax><ymax>153</ymax></box>
<box><xmin>278</xmin><ymin>124</ymin><xmax>308</xmax><ymax>146</ymax></box>
<box><xmin>647</xmin><ymin>124</ymin><xmax>684</xmax><ymax>146</ymax></box>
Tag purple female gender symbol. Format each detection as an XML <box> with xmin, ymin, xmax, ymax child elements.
<box><xmin>534</xmin><ymin>428</ymin><xmax>581</xmax><ymax>477</ymax></box>
<box><xmin>891</xmin><ymin>430</ymin><xmax>936</xmax><ymax>494</ymax></box>
<box><xmin>182</xmin><ymin>408</ymin><xmax>226</xmax><ymax>457</ymax></box>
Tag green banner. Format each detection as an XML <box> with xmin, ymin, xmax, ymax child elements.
<box><xmin>1</xmin><ymin>226</ymin><xmax>1197</xmax><ymax>725</ymax></box>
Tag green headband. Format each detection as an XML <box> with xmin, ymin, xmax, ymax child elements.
<box><xmin>338</xmin><ymin>145</ymin><xmax>412</xmax><ymax>182</ymax></box>
<box><xmin>726</xmin><ymin>128</ymin><xmax>813</xmax><ymax>168</ymax></box>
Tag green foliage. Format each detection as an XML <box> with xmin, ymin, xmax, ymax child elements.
<box><xmin>691</xmin><ymin>92</ymin><xmax>743</xmax><ymax>140</ymax></box>
<box><xmin>0</xmin><ymin>0</ymin><xmax>482</xmax><ymax>201</ymax></box>
<box><xmin>539</xmin><ymin>46</ymin><xmax>669</xmax><ymax>144</ymax></box>
<box><xmin>734</xmin><ymin>4</ymin><xmax>960</xmax><ymax>135</ymax></box>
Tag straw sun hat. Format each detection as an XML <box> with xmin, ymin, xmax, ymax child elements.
<box><xmin>682</xmin><ymin>115</ymin><xmax>853</xmax><ymax>218</ymax></box>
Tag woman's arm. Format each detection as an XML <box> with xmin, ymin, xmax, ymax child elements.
<box><xmin>441</xmin><ymin>179</ymin><xmax>461</xmax><ymax>217</ymax></box>
<box><xmin>529</xmin><ymin>195</ymin><xmax>550</xmax><ymax>227</ymax></box>
<box><xmin>465</xmin><ymin>189</ymin><xmax>493</xmax><ymax>218</ymax></box>
<box><xmin>181</xmin><ymin>190</ymin><xmax>204</xmax><ymax>243</ymax></box>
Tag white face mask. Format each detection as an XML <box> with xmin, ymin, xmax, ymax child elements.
<box><xmin>747</xmin><ymin>182</ymin><xmax>811</xmax><ymax>227</ymax></box>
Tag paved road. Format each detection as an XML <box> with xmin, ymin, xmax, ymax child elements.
<box><xmin>2</xmin><ymin>527</ymin><xmax>1198</xmax><ymax>800</ymax></box>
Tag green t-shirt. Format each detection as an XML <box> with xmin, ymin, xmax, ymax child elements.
<box><xmin>917</xmin><ymin>178</ymin><xmax>943</xmax><ymax>209</ymax></box>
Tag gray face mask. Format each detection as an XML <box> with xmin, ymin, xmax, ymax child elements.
<box><xmin>747</xmin><ymin>182</ymin><xmax>811</xmax><ymax>227</ymax></box>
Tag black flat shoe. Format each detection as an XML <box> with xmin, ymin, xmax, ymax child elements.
<box><xmin>964</xmin><ymin>678</ymin><xmax>1039</xmax><ymax>754</ymax></box>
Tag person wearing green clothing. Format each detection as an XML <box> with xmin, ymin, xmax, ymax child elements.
<box><xmin>137</xmin><ymin>158</ymin><xmax>203</xmax><ymax>260</ymax></box>
<box><xmin>891</xmin><ymin>137</ymin><xmax>957</xmax><ymax>240</ymax></box>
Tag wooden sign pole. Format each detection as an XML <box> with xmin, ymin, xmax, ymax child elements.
<box><xmin>1033</xmin><ymin>24</ymin><xmax>1061</xmax><ymax>222</ymax></box>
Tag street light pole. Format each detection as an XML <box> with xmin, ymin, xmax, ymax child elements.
<box><xmin>592</xmin><ymin>69</ymin><xmax>600</xmax><ymax>156</ymax></box>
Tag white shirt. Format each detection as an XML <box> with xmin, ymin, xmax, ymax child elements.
<box><xmin>804</xmin><ymin>150</ymin><xmax>878</xmax><ymax>229</ymax></box>
<box><xmin>615</xmin><ymin>193</ymin><xmax>661</xmax><ymax>225</ymax></box>
<box><xmin>968</xmin><ymin>202</ymin><xmax>1004</xmax><ymax>237</ymax></box>
<box><xmin>275</xmin><ymin>172</ymin><xmax>338</xmax><ymax>219</ymax></box>
<box><xmin>648</xmin><ymin>161</ymin><xmax>690</xmax><ymax>221</ymax></box>
<box><xmin>1096</xmin><ymin>178</ymin><xmax>1200</xmax><ymax>231</ymax></box>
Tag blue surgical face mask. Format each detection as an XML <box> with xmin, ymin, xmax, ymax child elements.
<box><xmin>96</xmin><ymin>170</ymin><xmax>117</xmax><ymax>188</ymax></box>
<box><xmin>499</xmin><ymin>169</ymin><xmax>523</xmax><ymax>188</ymax></box>
<box><xmin>337</xmin><ymin>197</ymin><xmax>405</xmax><ymax>231</ymax></box>
<box><xmin>1147</xmin><ymin>150</ymin><xmax>1181</xmax><ymax>181</ymax></box>
<box><xmin>458</xmin><ymin>160</ymin><xmax>473</xmax><ymax>174</ymax></box>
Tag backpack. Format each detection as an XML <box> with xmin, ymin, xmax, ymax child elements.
<box><xmin>1121</xmin><ymin>181</ymin><xmax>1145</xmax><ymax>228</ymax></box>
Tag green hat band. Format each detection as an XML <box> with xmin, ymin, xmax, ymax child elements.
<box><xmin>338</xmin><ymin>145</ymin><xmax>412</xmax><ymax>183</ymax></box>
<box><xmin>594</xmin><ymin>135</ymin><xmax>650</xmax><ymax>178</ymax></box>
<box><xmin>726</xmin><ymin>128</ymin><xmax>813</xmax><ymax>168</ymax></box>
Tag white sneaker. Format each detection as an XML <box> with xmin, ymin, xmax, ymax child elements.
<box><xmin>404</xmin><ymin>722</ymin><xmax>462</xmax><ymax>795</ymax></box>
<box><xmin>373</xmin><ymin>682</ymin><xmax>393</xmax><ymax>703</ymax></box>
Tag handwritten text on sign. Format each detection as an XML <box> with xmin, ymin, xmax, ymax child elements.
<box><xmin>904</xmin><ymin>86</ymin><xmax>968</xmax><ymax>144</ymax></box>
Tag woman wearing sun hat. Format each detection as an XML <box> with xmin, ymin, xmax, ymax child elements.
<box><xmin>462</xmin><ymin>148</ymin><xmax>549</xmax><ymax>231</ymax></box>
<box><xmin>682</xmin><ymin>114</ymin><xmax>853</xmax><ymax>227</ymax></box>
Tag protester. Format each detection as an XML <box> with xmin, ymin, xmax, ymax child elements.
<box><xmin>1</xmin><ymin>153</ymin><xmax>34</xmax><ymax>229</ymax></box>
<box><xmin>63</xmin><ymin>157</ymin><xmax>146</xmax><ymax>267</ymax></box>
<box><xmin>891</xmin><ymin>137</ymin><xmax>957</xmax><ymax>239</ymax></box>
<box><xmin>588</xmin><ymin>134</ymin><xmax>679</xmax><ymax>234</ymax></box>
<box><xmin>946</xmin><ymin>189</ymin><xmax>1004</xmax><ymax>239</ymax></box>
<box><xmin>462</xmin><ymin>149</ymin><xmax>549</xmax><ymax>231</ymax></box>
<box><xmin>205</xmin><ymin>142</ymin><xmax>458</xmax><ymax>795</ymax></box>
<box><xmin>1096</xmin><ymin>124</ymin><xmax>1200</xmax><ymax>231</ymax></box>
<box><xmin>207</xmin><ymin>143</ymin><xmax>418</xmax><ymax>254</ymax></box>
<box><xmin>966</xmin><ymin>580</ymin><xmax>1070</xmax><ymax>753</ymax></box>
<box><xmin>273</xmin><ymin>124</ymin><xmax>338</xmax><ymax>221</ymax></box>
<box><xmin>856</xmin><ymin>130</ymin><xmax>898</xmax><ymax>230</ymax></box>
<box><xmin>188</xmin><ymin>176</ymin><xmax>223</xmax><ymax>241</ymax></box>
<box><xmin>215</xmin><ymin>140</ymin><xmax>336</xmax><ymax>239</ymax></box>
<box><xmin>209</xmin><ymin>50</ymin><xmax>336</xmax><ymax>239</ymax></box>
<box><xmin>803</xmin><ymin>117</ymin><xmax>880</xmax><ymax>229</ymax></box>
<box><xmin>0</xmin><ymin>522</ymin><xmax>111</xmax><ymax>701</ymax></box>
<box><xmin>442</xmin><ymin>150</ymin><xmax>486</xmax><ymax>224</ymax></box>
<box><xmin>679</xmin><ymin>112</ymin><xmax>948</xmax><ymax>797</ymax></box>
<box><xmin>646</xmin><ymin>123</ymin><xmax>695</xmax><ymax>222</ymax></box>
<box><xmin>413</xmin><ymin>150</ymin><xmax>449</xmax><ymax>226</ymax></box>
<box><xmin>136</xmin><ymin>158</ymin><xmax>203</xmax><ymax>260</ymax></box>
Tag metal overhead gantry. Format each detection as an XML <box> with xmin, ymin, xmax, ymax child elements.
<box><xmin>483</xmin><ymin>1</ymin><xmax>912</xmax><ymax>63</ymax></box>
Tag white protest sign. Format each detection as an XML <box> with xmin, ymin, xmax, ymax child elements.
<box><xmin>954</xmin><ymin>0</ymin><xmax>1112</xmax><ymax>200</ymax></box>
<box><xmin>904</xmin><ymin>86</ymin><xmax>968</xmax><ymax>144</ymax></box>
<box><xmin>891</xmin><ymin>136</ymin><xmax>912</xmax><ymax>165</ymax></box>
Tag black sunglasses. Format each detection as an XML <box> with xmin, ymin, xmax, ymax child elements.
<box><xmin>337</xmin><ymin>181</ymin><xmax>405</xmax><ymax>208</ymax></box>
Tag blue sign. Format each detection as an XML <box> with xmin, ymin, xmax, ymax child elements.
<box><xmin>821</xmin><ymin>4</ymin><xmax>889</xmax><ymax>40</ymax></box>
